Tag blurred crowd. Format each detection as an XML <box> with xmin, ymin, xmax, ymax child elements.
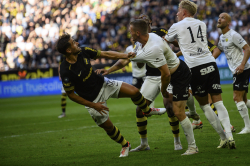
<box><xmin>0</xmin><ymin>0</ymin><xmax>250</xmax><ymax>71</ymax></box>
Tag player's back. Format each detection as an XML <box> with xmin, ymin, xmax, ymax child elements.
<box><xmin>142</xmin><ymin>33</ymin><xmax>178</xmax><ymax>69</ymax></box>
<box><xmin>173</xmin><ymin>17</ymin><xmax>215</xmax><ymax>68</ymax></box>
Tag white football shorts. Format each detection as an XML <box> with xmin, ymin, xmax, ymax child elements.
<box><xmin>85</xmin><ymin>77</ymin><xmax>122</xmax><ymax>125</ymax></box>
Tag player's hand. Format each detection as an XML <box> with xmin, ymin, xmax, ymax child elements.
<box><xmin>93</xmin><ymin>102</ymin><xmax>109</xmax><ymax>115</ymax></box>
<box><xmin>95</xmin><ymin>69</ymin><xmax>110</xmax><ymax>76</ymax></box>
<box><xmin>127</xmin><ymin>52</ymin><xmax>136</xmax><ymax>59</ymax></box>
<box><xmin>235</xmin><ymin>64</ymin><xmax>244</xmax><ymax>75</ymax></box>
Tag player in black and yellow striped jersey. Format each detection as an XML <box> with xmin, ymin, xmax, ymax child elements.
<box><xmin>58</xmin><ymin>54</ymin><xmax>67</xmax><ymax>118</ymax></box>
<box><xmin>57</xmin><ymin>33</ymin><xmax>157</xmax><ymax>157</ymax></box>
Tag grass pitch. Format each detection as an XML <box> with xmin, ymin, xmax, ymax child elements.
<box><xmin>0</xmin><ymin>84</ymin><xmax>250</xmax><ymax>166</ymax></box>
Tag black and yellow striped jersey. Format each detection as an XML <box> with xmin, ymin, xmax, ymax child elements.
<box><xmin>60</xmin><ymin>47</ymin><xmax>104</xmax><ymax>102</ymax></box>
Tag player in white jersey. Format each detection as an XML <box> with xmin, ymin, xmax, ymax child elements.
<box><xmin>164</xmin><ymin>0</ymin><xmax>235</xmax><ymax>149</ymax></box>
<box><xmin>98</xmin><ymin>19</ymin><xmax>199</xmax><ymax>155</ymax></box>
<box><xmin>217</xmin><ymin>13</ymin><xmax>250</xmax><ymax>134</ymax></box>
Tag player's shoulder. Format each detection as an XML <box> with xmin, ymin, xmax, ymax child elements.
<box><xmin>151</xmin><ymin>27</ymin><xmax>168</xmax><ymax>37</ymax></box>
<box><xmin>81</xmin><ymin>46</ymin><xmax>98</xmax><ymax>53</ymax></box>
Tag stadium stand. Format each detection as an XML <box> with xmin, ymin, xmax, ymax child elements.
<box><xmin>0</xmin><ymin>0</ymin><xmax>250</xmax><ymax>71</ymax></box>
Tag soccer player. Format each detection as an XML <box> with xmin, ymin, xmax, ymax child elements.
<box><xmin>56</xmin><ymin>33</ymin><xmax>155</xmax><ymax>157</ymax></box>
<box><xmin>125</xmin><ymin>39</ymin><xmax>156</xmax><ymax>108</ymax></box>
<box><xmin>177</xmin><ymin>40</ymin><xmax>235</xmax><ymax>132</ymax></box>
<box><xmin>164</xmin><ymin>0</ymin><xmax>235</xmax><ymax>149</ymax></box>
<box><xmin>98</xmin><ymin>19</ymin><xmax>199</xmax><ymax>155</ymax></box>
<box><xmin>217</xmin><ymin>12</ymin><xmax>250</xmax><ymax>134</ymax></box>
<box><xmin>58</xmin><ymin>54</ymin><xmax>67</xmax><ymax>118</ymax></box>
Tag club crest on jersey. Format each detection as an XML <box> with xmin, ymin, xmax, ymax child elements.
<box><xmin>226</xmin><ymin>38</ymin><xmax>228</xmax><ymax>42</ymax></box>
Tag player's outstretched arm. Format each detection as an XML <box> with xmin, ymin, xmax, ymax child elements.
<box><xmin>95</xmin><ymin>59</ymin><xmax>130</xmax><ymax>76</ymax></box>
<box><xmin>212</xmin><ymin>47</ymin><xmax>222</xmax><ymax>59</ymax></box>
<box><xmin>110</xmin><ymin>59</ymin><xmax>130</xmax><ymax>74</ymax></box>
<box><xmin>158</xmin><ymin>64</ymin><xmax>171</xmax><ymax>98</ymax></box>
<box><xmin>99</xmin><ymin>51</ymin><xmax>129</xmax><ymax>60</ymax></box>
<box><xmin>235</xmin><ymin>44</ymin><xmax>250</xmax><ymax>75</ymax></box>
<box><xmin>176</xmin><ymin>51</ymin><xmax>182</xmax><ymax>57</ymax></box>
<box><xmin>66</xmin><ymin>90</ymin><xmax>109</xmax><ymax>115</ymax></box>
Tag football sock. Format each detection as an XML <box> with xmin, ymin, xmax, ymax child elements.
<box><xmin>180</xmin><ymin>116</ymin><xmax>196</xmax><ymax>148</ymax></box>
<box><xmin>107</xmin><ymin>126</ymin><xmax>127</xmax><ymax>147</ymax></box>
<box><xmin>187</xmin><ymin>93</ymin><xmax>196</xmax><ymax>115</ymax></box>
<box><xmin>200</xmin><ymin>104</ymin><xmax>226</xmax><ymax>140</ymax></box>
<box><xmin>245</xmin><ymin>100</ymin><xmax>250</xmax><ymax>109</ymax></box>
<box><xmin>236</xmin><ymin>101</ymin><xmax>250</xmax><ymax>128</ymax></box>
<box><xmin>149</xmin><ymin>101</ymin><xmax>155</xmax><ymax>108</ymax></box>
<box><xmin>136</xmin><ymin>115</ymin><xmax>148</xmax><ymax>142</ymax></box>
<box><xmin>210</xmin><ymin>103</ymin><xmax>218</xmax><ymax>116</ymax></box>
<box><xmin>131</xmin><ymin>93</ymin><xmax>151</xmax><ymax>114</ymax></box>
<box><xmin>213</xmin><ymin>101</ymin><xmax>233</xmax><ymax>138</ymax></box>
<box><xmin>168</xmin><ymin>115</ymin><xmax>180</xmax><ymax>140</ymax></box>
<box><xmin>61</xmin><ymin>93</ymin><xmax>67</xmax><ymax>113</ymax></box>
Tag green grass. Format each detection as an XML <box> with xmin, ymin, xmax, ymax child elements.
<box><xmin>0</xmin><ymin>84</ymin><xmax>250</xmax><ymax>166</ymax></box>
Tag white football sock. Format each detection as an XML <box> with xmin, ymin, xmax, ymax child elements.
<box><xmin>141</xmin><ymin>138</ymin><xmax>148</xmax><ymax>145</ymax></box>
<box><xmin>174</xmin><ymin>137</ymin><xmax>181</xmax><ymax>143</ymax></box>
<box><xmin>213</xmin><ymin>101</ymin><xmax>233</xmax><ymax>138</ymax></box>
<box><xmin>245</xmin><ymin>100</ymin><xmax>250</xmax><ymax>109</ymax></box>
<box><xmin>236</xmin><ymin>101</ymin><xmax>250</xmax><ymax>128</ymax></box>
<box><xmin>180</xmin><ymin>116</ymin><xmax>196</xmax><ymax>148</ymax></box>
<box><xmin>200</xmin><ymin>104</ymin><xmax>226</xmax><ymax>140</ymax></box>
<box><xmin>187</xmin><ymin>93</ymin><xmax>197</xmax><ymax>115</ymax></box>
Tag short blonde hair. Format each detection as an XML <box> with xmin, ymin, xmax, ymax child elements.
<box><xmin>179</xmin><ymin>0</ymin><xmax>197</xmax><ymax>16</ymax></box>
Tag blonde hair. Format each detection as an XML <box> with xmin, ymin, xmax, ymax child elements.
<box><xmin>179</xmin><ymin>0</ymin><xmax>197</xmax><ymax>16</ymax></box>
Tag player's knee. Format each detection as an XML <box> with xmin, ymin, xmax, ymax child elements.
<box><xmin>136</xmin><ymin>106</ymin><xmax>143</xmax><ymax>116</ymax></box>
<box><xmin>131</xmin><ymin>87</ymin><xmax>140</xmax><ymax>97</ymax></box>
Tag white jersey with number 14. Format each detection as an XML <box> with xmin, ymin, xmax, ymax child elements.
<box><xmin>165</xmin><ymin>17</ymin><xmax>215</xmax><ymax>68</ymax></box>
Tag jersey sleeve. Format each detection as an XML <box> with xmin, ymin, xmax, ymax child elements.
<box><xmin>82</xmin><ymin>47</ymin><xmax>101</xmax><ymax>59</ymax></box>
<box><xmin>151</xmin><ymin>28</ymin><xmax>168</xmax><ymax>37</ymax></box>
<box><xmin>207</xmin><ymin>40</ymin><xmax>217</xmax><ymax>52</ymax></box>
<box><xmin>131</xmin><ymin>46</ymin><xmax>167</xmax><ymax>68</ymax></box>
<box><xmin>217</xmin><ymin>39</ymin><xmax>224</xmax><ymax>51</ymax></box>
<box><xmin>232</xmin><ymin>33</ymin><xmax>247</xmax><ymax>49</ymax></box>
<box><xmin>60</xmin><ymin>70</ymin><xmax>75</xmax><ymax>92</ymax></box>
<box><xmin>164</xmin><ymin>24</ymin><xmax>177</xmax><ymax>42</ymax></box>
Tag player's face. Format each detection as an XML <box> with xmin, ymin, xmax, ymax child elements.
<box><xmin>67</xmin><ymin>38</ymin><xmax>81</xmax><ymax>55</ymax></box>
<box><xmin>176</xmin><ymin>7</ymin><xmax>184</xmax><ymax>21</ymax></box>
<box><xmin>129</xmin><ymin>25</ymin><xmax>138</xmax><ymax>42</ymax></box>
<box><xmin>217</xmin><ymin>13</ymin><xmax>229</xmax><ymax>29</ymax></box>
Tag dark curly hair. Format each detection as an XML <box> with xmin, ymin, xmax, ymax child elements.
<box><xmin>56</xmin><ymin>33</ymin><xmax>71</xmax><ymax>55</ymax></box>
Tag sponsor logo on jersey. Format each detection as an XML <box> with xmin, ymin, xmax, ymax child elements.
<box><xmin>200</xmin><ymin>65</ymin><xmax>215</xmax><ymax>75</ymax></box>
<box><xmin>235</xmin><ymin>84</ymin><xmax>239</xmax><ymax>87</ymax></box>
<box><xmin>212</xmin><ymin>84</ymin><xmax>221</xmax><ymax>89</ymax></box>
<box><xmin>183</xmin><ymin>94</ymin><xmax>188</xmax><ymax>97</ymax></box>
<box><xmin>154</xmin><ymin>58</ymin><xmax>163</xmax><ymax>62</ymax></box>
<box><xmin>173</xmin><ymin>94</ymin><xmax>178</xmax><ymax>98</ymax></box>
